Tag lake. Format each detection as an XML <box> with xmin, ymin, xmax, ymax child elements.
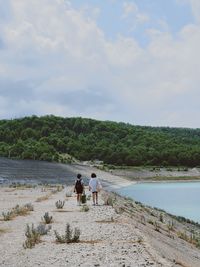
<box><xmin>117</xmin><ymin>181</ymin><xmax>200</xmax><ymax>223</ymax></box>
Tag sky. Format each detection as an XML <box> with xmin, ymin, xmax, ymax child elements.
<box><xmin>0</xmin><ymin>0</ymin><xmax>200</xmax><ymax>128</ymax></box>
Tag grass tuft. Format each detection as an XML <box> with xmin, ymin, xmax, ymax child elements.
<box><xmin>36</xmin><ymin>194</ymin><xmax>51</xmax><ymax>202</ymax></box>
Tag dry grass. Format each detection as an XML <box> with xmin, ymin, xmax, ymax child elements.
<box><xmin>9</xmin><ymin>183</ymin><xmax>36</xmax><ymax>190</ymax></box>
<box><xmin>0</xmin><ymin>228</ymin><xmax>9</xmax><ymax>234</ymax></box>
<box><xmin>36</xmin><ymin>194</ymin><xmax>51</xmax><ymax>202</ymax></box>
<box><xmin>174</xmin><ymin>259</ymin><xmax>190</xmax><ymax>267</ymax></box>
<box><xmin>51</xmin><ymin>185</ymin><xmax>64</xmax><ymax>194</ymax></box>
<box><xmin>14</xmin><ymin>207</ymin><xmax>31</xmax><ymax>216</ymax></box>
<box><xmin>4</xmin><ymin>189</ymin><xmax>16</xmax><ymax>192</ymax></box>
<box><xmin>79</xmin><ymin>240</ymin><xmax>102</xmax><ymax>244</ymax></box>
<box><xmin>1</xmin><ymin>204</ymin><xmax>33</xmax><ymax>221</ymax></box>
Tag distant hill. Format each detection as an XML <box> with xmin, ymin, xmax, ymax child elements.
<box><xmin>0</xmin><ymin>115</ymin><xmax>200</xmax><ymax>167</ymax></box>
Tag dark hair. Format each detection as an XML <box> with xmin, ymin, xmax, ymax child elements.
<box><xmin>91</xmin><ymin>173</ymin><xmax>96</xmax><ymax>178</ymax></box>
<box><xmin>77</xmin><ymin>173</ymin><xmax>82</xmax><ymax>179</ymax></box>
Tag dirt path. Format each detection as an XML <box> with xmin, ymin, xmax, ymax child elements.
<box><xmin>0</xmin><ymin>186</ymin><xmax>171</xmax><ymax>267</ymax></box>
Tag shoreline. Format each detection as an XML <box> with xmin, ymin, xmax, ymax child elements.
<box><xmin>134</xmin><ymin>178</ymin><xmax>200</xmax><ymax>183</ymax></box>
<box><xmin>108</xmin><ymin>190</ymin><xmax>200</xmax><ymax>267</ymax></box>
<box><xmin>113</xmin><ymin>178</ymin><xmax>200</xmax><ymax>225</ymax></box>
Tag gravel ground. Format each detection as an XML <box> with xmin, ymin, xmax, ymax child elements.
<box><xmin>0</xmin><ymin>186</ymin><xmax>171</xmax><ymax>267</ymax></box>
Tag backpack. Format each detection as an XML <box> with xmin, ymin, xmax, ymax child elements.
<box><xmin>75</xmin><ymin>179</ymin><xmax>83</xmax><ymax>191</ymax></box>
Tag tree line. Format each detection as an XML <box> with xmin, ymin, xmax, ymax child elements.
<box><xmin>0</xmin><ymin>115</ymin><xmax>200</xmax><ymax>167</ymax></box>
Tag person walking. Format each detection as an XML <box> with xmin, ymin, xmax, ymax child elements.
<box><xmin>74</xmin><ymin>173</ymin><xmax>84</xmax><ymax>206</ymax></box>
<box><xmin>89</xmin><ymin>173</ymin><xmax>102</xmax><ymax>206</ymax></box>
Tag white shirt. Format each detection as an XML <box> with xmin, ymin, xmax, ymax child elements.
<box><xmin>89</xmin><ymin>177</ymin><xmax>101</xmax><ymax>192</ymax></box>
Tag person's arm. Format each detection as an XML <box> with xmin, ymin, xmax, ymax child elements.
<box><xmin>82</xmin><ymin>180</ymin><xmax>85</xmax><ymax>191</ymax></box>
<box><xmin>89</xmin><ymin>179</ymin><xmax>92</xmax><ymax>191</ymax></box>
<box><xmin>74</xmin><ymin>180</ymin><xmax>76</xmax><ymax>192</ymax></box>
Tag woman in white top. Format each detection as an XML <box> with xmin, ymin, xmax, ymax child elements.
<box><xmin>89</xmin><ymin>173</ymin><xmax>101</xmax><ymax>205</ymax></box>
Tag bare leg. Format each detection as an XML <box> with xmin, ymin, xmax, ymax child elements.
<box><xmin>77</xmin><ymin>194</ymin><xmax>81</xmax><ymax>205</ymax></box>
<box><xmin>92</xmin><ymin>193</ymin><xmax>95</xmax><ymax>205</ymax></box>
<box><xmin>96</xmin><ymin>193</ymin><xmax>98</xmax><ymax>205</ymax></box>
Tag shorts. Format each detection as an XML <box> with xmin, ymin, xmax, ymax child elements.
<box><xmin>92</xmin><ymin>191</ymin><xmax>97</xmax><ymax>194</ymax></box>
<box><xmin>76</xmin><ymin>190</ymin><xmax>83</xmax><ymax>194</ymax></box>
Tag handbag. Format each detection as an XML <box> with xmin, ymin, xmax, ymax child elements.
<box><xmin>81</xmin><ymin>191</ymin><xmax>87</xmax><ymax>204</ymax></box>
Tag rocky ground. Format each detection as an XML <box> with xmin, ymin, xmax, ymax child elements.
<box><xmin>0</xmin><ymin>185</ymin><xmax>173</xmax><ymax>267</ymax></box>
<box><xmin>1</xmin><ymin>184</ymin><xmax>200</xmax><ymax>267</ymax></box>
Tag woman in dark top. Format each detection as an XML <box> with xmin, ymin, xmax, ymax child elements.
<box><xmin>74</xmin><ymin>173</ymin><xmax>84</xmax><ymax>206</ymax></box>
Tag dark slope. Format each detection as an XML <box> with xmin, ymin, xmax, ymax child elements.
<box><xmin>0</xmin><ymin>157</ymin><xmax>78</xmax><ymax>184</ymax></box>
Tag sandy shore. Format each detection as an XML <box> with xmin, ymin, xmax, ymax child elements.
<box><xmin>0</xmin><ymin>185</ymin><xmax>173</xmax><ymax>267</ymax></box>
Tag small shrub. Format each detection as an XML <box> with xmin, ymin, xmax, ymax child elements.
<box><xmin>81</xmin><ymin>205</ymin><xmax>89</xmax><ymax>212</ymax></box>
<box><xmin>12</xmin><ymin>205</ymin><xmax>30</xmax><ymax>216</ymax></box>
<box><xmin>2</xmin><ymin>203</ymin><xmax>34</xmax><ymax>221</ymax></box>
<box><xmin>140</xmin><ymin>215</ymin><xmax>146</xmax><ymax>225</ymax></box>
<box><xmin>54</xmin><ymin>223</ymin><xmax>81</xmax><ymax>243</ymax></box>
<box><xmin>150</xmin><ymin>210</ymin><xmax>156</xmax><ymax>217</ymax></box>
<box><xmin>36</xmin><ymin>224</ymin><xmax>51</xmax><ymax>235</ymax></box>
<box><xmin>51</xmin><ymin>185</ymin><xmax>64</xmax><ymax>194</ymax></box>
<box><xmin>42</xmin><ymin>212</ymin><xmax>53</xmax><ymax>224</ymax></box>
<box><xmin>154</xmin><ymin>221</ymin><xmax>161</xmax><ymax>232</ymax></box>
<box><xmin>148</xmin><ymin>219</ymin><xmax>154</xmax><ymax>225</ymax></box>
<box><xmin>177</xmin><ymin>231</ymin><xmax>189</xmax><ymax>241</ymax></box>
<box><xmin>135</xmin><ymin>201</ymin><xmax>143</xmax><ymax>206</ymax></box>
<box><xmin>2</xmin><ymin>211</ymin><xmax>14</xmax><ymax>221</ymax></box>
<box><xmin>159</xmin><ymin>213</ymin><xmax>164</xmax><ymax>223</ymax></box>
<box><xmin>55</xmin><ymin>200</ymin><xmax>65</xmax><ymax>209</ymax></box>
<box><xmin>24</xmin><ymin>203</ymin><xmax>34</xmax><ymax>211</ymax></box>
<box><xmin>23</xmin><ymin>224</ymin><xmax>41</xmax><ymax>249</ymax></box>
<box><xmin>167</xmin><ymin>220</ymin><xmax>175</xmax><ymax>231</ymax></box>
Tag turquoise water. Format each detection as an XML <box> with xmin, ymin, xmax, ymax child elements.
<box><xmin>117</xmin><ymin>182</ymin><xmax>200</xmax><ymax>223</ymax></box>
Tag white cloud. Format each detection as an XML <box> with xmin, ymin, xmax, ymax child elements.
<box><xmin>122</xmin><ymin>1</ymin><xmax>149</xmax><ymax>24</ymax></box>
<box><xmin>186</xmin><ymin>0</ymin><xmax>200</xmax><ymax>22</ymax></box>
<box><xmin>0</xmin><ymin>0</ymin><xmax>200</xmax><ymax>127</ymax></box>
<box><xmin>80</xmin><ymin>5</ymin><xmax>101</xmax><ymax>20</ymax></box>
<box><xmin>122</xmin><ymin>2</ymin><xmax>138</xmax><ymax>18</ymax></box>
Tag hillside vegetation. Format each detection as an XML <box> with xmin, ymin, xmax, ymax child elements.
<box><xmin>0</xmin><ymin>115</ymin><xmax>200</xmax><ymax>167</ymax></box>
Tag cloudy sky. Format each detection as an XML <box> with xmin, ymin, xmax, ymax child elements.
<box><xmin>0</xmin><ymin>0</ymin><xmax>199</xmax><ymax>127</ymax></box>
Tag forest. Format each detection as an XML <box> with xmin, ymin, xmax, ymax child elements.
<box><xmin>0</xmin><ymin>115</ymin><xmax>200</xmax><ymax>167</ymax></box>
